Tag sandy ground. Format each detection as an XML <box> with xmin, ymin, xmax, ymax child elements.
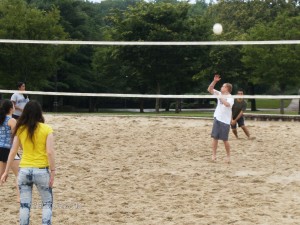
<box><xmin>1</xmin><ymin>114</ymin><xmax>300</xmax><ymax>225</ymax></box>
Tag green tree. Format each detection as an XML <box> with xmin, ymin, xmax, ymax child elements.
<box><xmin>23</xmin><ymin>0</ymin><xmax>143</xmax><ymax>111</ymax></box>
<box><xmin>198</xmin><ymin>0</ymin><xmax>300</xmax><ymax>111</ymax></box>
<box><xmin>242</xmin><ymin>12</ymin><xmax>300</xmax><ymax>114</ymax></box>
<box><xmin>96</xmin><ymin>1</ymin><xmax>210</xmax><ymax>112</ymax></box>
<box><xmin>0</xmin><ymin>0</ymin><xmax>68</xmax><ymax>91</ymax></box>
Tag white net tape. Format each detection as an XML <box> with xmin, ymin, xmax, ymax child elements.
<box><xmin>0</xmin><ymin>39</ymin><xmax>300</xmax><ymax>46</ymax></box>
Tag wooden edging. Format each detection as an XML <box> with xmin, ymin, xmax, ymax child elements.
<box><xmin>244</xmin><ymin>113</ymin><xmax>300</xmax><ymax>121</ymax></box>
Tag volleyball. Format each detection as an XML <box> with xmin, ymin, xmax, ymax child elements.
<box><xmin>213</xmin><ymin>23</ymin><xmax>223</xmax><ymax>35</ymax></box>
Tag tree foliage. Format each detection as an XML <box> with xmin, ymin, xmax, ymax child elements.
<box><xmin>0</xmin><ymin>0</ymin><xmax>298</xmax><ymax>113</ymax></box>
<box><xmin>0</xmin><ymin>0</ymin><xmax>68</xmax><ymax>90</ymax></box>
<box><xmin>94</xmin><ymin>2</ymin><xmax>210</xmax><ymax>112</ymax></box>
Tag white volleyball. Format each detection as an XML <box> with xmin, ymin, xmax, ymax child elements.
<box><xmin>213</xmin><ymin>23</ymin><xmax>223</xmax><ymax>35</ymax></box>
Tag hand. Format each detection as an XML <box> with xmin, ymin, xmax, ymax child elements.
<box><xmin>0</xmin><ymin>172</ymin><xmax>8</xmax><ymax>185</ymax></box>
<box><xmin>231</xmin><ymin>120</ymin><xmax>237</xmax><ymax>125</ymax></box>
<box><xmin>49</xmin><ymin>171</ymin><xmax>55</xmax><ymax>188</ymax></box>
<box><xmin>214</xmin><ymin>74</ymin><xmax>221</xmax><ymax>82</ymax></box>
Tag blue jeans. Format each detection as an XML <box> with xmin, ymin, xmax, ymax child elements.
<box><xmin>18</xmin><ymin>168</ymin><xmax>53</xmax><ymax>225</ymax></box>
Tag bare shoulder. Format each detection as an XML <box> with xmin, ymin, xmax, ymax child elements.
<box><xmin>8</xmin><ymin>117</ymin><xmax>17</xmax><ymax>126</ymax></box>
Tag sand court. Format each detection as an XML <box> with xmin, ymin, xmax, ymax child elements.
<box><xmin>1</xmin><ymin>114</ymin><xmax>300</xmax><ymax>224</ymax></box>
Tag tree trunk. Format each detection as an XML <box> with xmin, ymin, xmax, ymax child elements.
<box><xmin>249</xmin><ymin>83</ymin><xmax>257</xmax><ymax>111</ymax></box>
<box><xmin>155</xmin><ymin>98</ymin><xmax>160</xmax><ymax>113</ymax></box>
<box><xmin>279</xmin><ymin>99</ymin><xmax>284</xmax><ymax>114</ymax></box>
<box><xmin>155</xmin><ymin>82</ymin><xmax>160</xmax><ymax>113</ymax></box>
<box><xmin>89</xmin><ymin>97</ymin><xmax>95</xmax><ymax>113</ymax></box>
<box><xmin>165</xmin><ymin>99</ymin><xmax>170</xmax><ymax>112</ymax></box>
<box><xmin>279</xmin><ymin>86</ymin><xmax>286</xmax><ymax>114</ymax></box>
<box><xmin>53</xmin><ymin>73</ymin><xmax>58</xmax><ymax>112</ymax></box>
<box><xmin>175</xmin><ymin>99</ymin><xmax>181</xmax><ymax>113</ymax></box>
<box><xmin>139</xmin><ymin>99</ymin><xmax>144</xmax><ymax>113</ymax></box>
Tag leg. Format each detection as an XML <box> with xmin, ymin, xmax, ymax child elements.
<box><xmin>219</xmin><ymin>122</ymin><xmax>230</xmax><ymax>163</ymax></box>
<box><xmin>237</xmin><ymin>118</ymin><xmax>251</xmax><ymax>139</ymax></box>
<box><xmin>0</xmin><ymin>161</ymin><xmax>6</xmax><ymax>177</ymax></box>
<box><xmin>223</xmin><ymin>140</ymin><xmax>231</xmax><ymax>163</ymax></box>
<box><xmin>211</xmin><ymin>119</ymin><xmax>219</xmax><ymax>161</ymax></box>
<box><xmin>212</xmin><ymin>138</ymin><xmax>218</xmax><ymax>161</ymax></box>
<box><xmin>11</xmin><ymin>160</ymin><xmax>20</xmax><ymax>202</ymax></box>
<box><xmin>231</xmin><ymin>122</ymin><xmax>238</xmax><ymax>139</ymax></box>
<box><xmin>231</xmin><ymin>128</ymin><xmax>238</xmax><ymax>138</ymax></box>
<box><xmin>241</xmin><ymin>125</ymin><xmax>250</xmax><ymax>138</ymax></box>
<box><xmin>33</xmin><ymin>169</ymin><xmax>53</xmax><ymax>225</ymax></box>
<box><xmin>18</xmin><ymin>169</ymin><xmax>33</xmax><ymax>225</ymax></box>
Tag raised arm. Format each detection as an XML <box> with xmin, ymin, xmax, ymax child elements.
<box><xmin>207</xmin><ymin>74</ymin><xmax>221</xmax><ymax>94</ymax></box>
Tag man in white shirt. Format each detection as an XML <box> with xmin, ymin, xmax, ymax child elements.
<box><xmin>207</xmin><ymin>74</ymin><xmax>234</xmax><ymax>163</ymax></box>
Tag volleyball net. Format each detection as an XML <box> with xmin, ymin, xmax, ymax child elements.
<box><xmin>0</xmin><ymin>39</ymin><xmax>299</xmax><ymax>113</ymax></box>
<box><xmin>0</xmin><ymin>89</ymin><xmax>299</xmax><ymax>100</ymax></box>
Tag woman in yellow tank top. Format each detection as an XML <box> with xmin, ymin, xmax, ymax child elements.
<box><xmin>0</xmin><ymin>100</ymin><xmax>56</xmax><ymax>225</ymax></box>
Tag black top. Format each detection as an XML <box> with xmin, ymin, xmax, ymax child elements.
<box><xmin>232</xmin><ymin>99</ymin><xmax>247</xmax><ymax>119</ymax></box>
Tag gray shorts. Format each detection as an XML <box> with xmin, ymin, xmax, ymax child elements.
<box><xmin>211</xmin><ymin>118</ymin><xmax>230</xmax><ymax>141</ymax></box>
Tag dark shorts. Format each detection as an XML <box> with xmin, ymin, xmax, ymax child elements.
<box><xmin>211</xmin><ymin>118</ymin><xmax>230</xmax><ymax>141</ymax></box>
<box><xmin>231</xmin><ymin>117</ymin><xmax>245</xmax><ymax>129</ymax></box>
<box><xmin>12</xmin><ymin>114</ymin><xmax>20</xmax><ymax>120</ymax></box>
<box><xmin>0</xmin><ymin>147</ymin><xmax>10</xmax><ymax>162</ymax></box>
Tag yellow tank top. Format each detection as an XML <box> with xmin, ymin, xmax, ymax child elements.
<box><xmin>18</xmin><ymin>123</ymin><xmax>53</xmax><ymax>168</ymax></box>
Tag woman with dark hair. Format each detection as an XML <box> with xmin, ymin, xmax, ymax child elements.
<box><xmin>11</xmin><ymin>82</ymin><xmax>29</xmax><ymax>120</ymax></box>
<box><xmin>0</xmin><ymin>100</ymin><xmax>56</xmax><ymax>225</ymax></box>
<box><xmin>0</xmin><ymin>99</ymin><xmax>20</xmax><ymax>201</ymax></box>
